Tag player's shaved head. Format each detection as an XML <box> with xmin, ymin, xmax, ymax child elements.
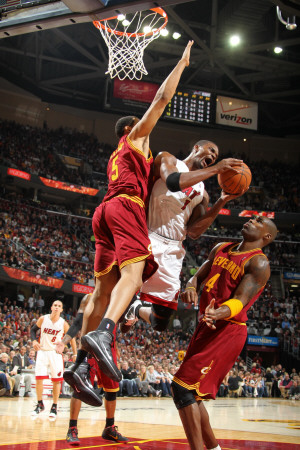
<box><xmin>264</xmin><ymin>218</ymin><xmax>278</xmax><ymax>245</ymax></box>
<box><xmin>193</xmin><ymin>139</ymin><xmax>215</xmax><ymax>149</ymax></box>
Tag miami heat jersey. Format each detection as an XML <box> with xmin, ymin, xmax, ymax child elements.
<box><xmin>40</xmin><ymin>314</ymin><xmax>65</xmax><ymax>351</ymax></box>
<box><xmin>147</xmin><ymin>160</ymin><xmax>204</xmax><ymax>241</ymax></box>
<box><xmin>103</xmin><ymin>135</ymin><xmax>154</xmax><ymax>207</ymax></box>
<box><xmin>200</xmin><ymin>242</ymin><xmax>268</xmax><ymax>323</ymax></box>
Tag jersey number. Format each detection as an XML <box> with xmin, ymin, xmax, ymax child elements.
<box><xmin>51</xmin><ymin>336</ymin><xmax>56</xmax><ymax>343</ymax></box>
<box><xmin>111</xmin><ymin>155</ymin><xmax>119</xmax><ymax>181</ymax></box>
<box><xmin>205</xmin><ymin>273</ymin><xmax>220</xmax><ymax>292</ymax></box>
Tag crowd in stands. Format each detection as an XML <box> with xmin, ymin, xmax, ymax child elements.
<box><xmin>0</xmin><ymin>119</ymin><xmax>299</xmax><ymax>212</ymax></box>
<box><xmin>0</xmin><ymin>197</ymin><xmax>94</xmax><ymax>285</ymax></box>
<box><xmin>0</xmin><ymin>296</ymin><xmax>299</xmax><ymax>400</ymax></box>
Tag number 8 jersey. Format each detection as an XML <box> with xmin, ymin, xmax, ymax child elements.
<box><xmin>40</xmin><ymin>314</ymin><xmax>65</xmax><ymax>351</ymax></box>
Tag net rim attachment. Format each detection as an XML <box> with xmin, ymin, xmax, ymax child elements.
<box><xmin>93</xmin><ymin>7</ymin><xmax>168</xmax><ymax>38</ymax></box>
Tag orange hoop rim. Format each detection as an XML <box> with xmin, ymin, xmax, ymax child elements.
<box><xmin>93</xmin><ymin>7</ymin><xmax>168</xmax><ymax>38</ymax></box>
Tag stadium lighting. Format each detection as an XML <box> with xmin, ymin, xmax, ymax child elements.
<box><xmin>229</xmin><ymin>35</ymin><xmax>241</xmax><ymax>47</ymax></box>
<box><xmin>172</xmin><ymin>32</ymin><xmax>181</xmax><ymax>39</ymax></box>
<box><xmin>160</xmin><ymin>28</ymin><xmax>169</xmax><ymax>37</ymax></box>
<box><xmin>122</xmin><ymin>19</ymin><xmax>130</xmax><ymax>26</ymax></box>
<box><xmin>274</xmin><ymin>46</ymin><xmax>283</xmax><ymax>54</ymax></box>
<box><xmin>143</xmin><ymin>26</ymin><xmax>152</xmax><ymax>34</ymax></box>
<box><xmin>117</xmin><ymin>14</ymin><xmax>126</xmax><ymax>21</ymax></box>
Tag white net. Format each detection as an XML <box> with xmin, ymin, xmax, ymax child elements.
<box><xmin>94</xmin><ymin>8</ymin><xmax>167</xmax><ymax>80</ymax></box>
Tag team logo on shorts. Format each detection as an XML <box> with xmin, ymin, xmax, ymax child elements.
<box><xmin>57</xmin><ymin>371</ymin><xmax>61</xmax><ymax>377</ymax></box>
<box><xmin>148</xmin><ymin>243</ymin><xmax>152</xmax><ymax>252</ymax></box>
<box><xmin>201</xmin><ymin>366</ymin><xmax>211</xmax><ymax>375</ymax></box>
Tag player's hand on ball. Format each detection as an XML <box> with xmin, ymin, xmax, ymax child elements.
<box><xmin>220</xmin><ymin>187</ymin><xmax>248</xmax><ymax>202</ymax></box>
<box><xmin>203</xmin><ymin>299</ymin><xmax>217</xmax><ymax>330</ymax></box>
<box><xmin>181</xmin><ymin>286</ymin><xmax>198</xmax><ymax>306</ymax></box>
<box><xmin>215</xmin><ymin>158</ymin><xmax>243</xmax><ymax>173</ymax></box>
<box><xmin>55</xmin><ymin>341</ymin><xmax>64</xmax><ymax>354</ymax></box>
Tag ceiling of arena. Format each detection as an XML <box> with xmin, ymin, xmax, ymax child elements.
<box><xmin>0</xmin><ymin>0</ymin><xmax>300</xmax><ymax>136</ymax></box>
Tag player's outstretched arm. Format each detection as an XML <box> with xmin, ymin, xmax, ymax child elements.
<box><xmin>186</xmin><ymin>189</ymin><xmax>248</xmax><ymax>240</ymax></box>
<box><xmin>204</xmin><ymin>255</ymin><xmax>270</xmax><ymax>329</ymax></box>
<box><xmin>181</xmin><ymin>244</ymin><xmax>222</xmax><ymax>305</ymax></box>
<box><xmin>129</xmin><ymin>41</ymin><xmax>193</xmax><ymax>150</ymax></box>
<box><xmin>154</xmin><ymin>152</ymin><xmax>243</xmax><ymax>192</ymax></box>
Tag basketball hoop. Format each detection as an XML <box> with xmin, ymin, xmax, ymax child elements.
<box><xmin>93</xmin><ymin>7</ymin><xmax>168</xmax><ymax>80</ymax></box>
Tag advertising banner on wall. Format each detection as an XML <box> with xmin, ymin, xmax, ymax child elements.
<box><xmin>216</xmin><ymin>96</ymin><xmax>258</xmax><ymax>130</ymax></box>
<box><xmin>247</xmin><ymin>335</ymin><xmax>278</xmax><ymax>347</ymax></box>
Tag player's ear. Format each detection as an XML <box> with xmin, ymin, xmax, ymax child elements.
<box><xmin>264</xmin><ymin>232</ymin><xmax>272</xmax><ymax>242</ymax></box>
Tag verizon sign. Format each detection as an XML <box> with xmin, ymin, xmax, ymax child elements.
<box><xmin>216</xmin><ymin>96</ymin><xmax>258</xmax><ymax>130</ymax></box>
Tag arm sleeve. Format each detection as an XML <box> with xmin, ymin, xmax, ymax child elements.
<box><xmin>166</xmin><ymin>172</ymin><xmax>181</xmax><ymax>192</ymax></box>
<box><xmin>30</xmin><ymin>323</ymin><xmax>40</xmax><ymax>340</ymax></box>
<box><xmin>66</xmin><ymin>312</ymin><xmax>83</xmax><ymax>339</ymax></box>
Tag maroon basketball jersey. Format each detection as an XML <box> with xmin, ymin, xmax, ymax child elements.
<box><xmin>103</xmin><ymin>135</ymin><xmax>154</xmax><ymax>207</ymax></box>
<box><xmin>200</xmin><ymin>242</ymin><xmax>268</xmax><ymax>323</ymax></box>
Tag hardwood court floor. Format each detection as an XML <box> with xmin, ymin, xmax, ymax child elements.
<box><xmin>0</xmin><ymin>396</ymin><xmax>299</xmax><ymax>449</ymax></box>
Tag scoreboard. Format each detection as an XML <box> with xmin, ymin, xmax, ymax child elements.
<box><xmin>105</xmin><ymin>80</ymin><xmax>214</xmax><ymax>126</ymax></box>
<box><xmin>164</xmin><ymin>89</ymin><xmax>212</xmax><ymax>124</ymax></box>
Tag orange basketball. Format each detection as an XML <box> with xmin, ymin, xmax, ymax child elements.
<box><xmin>217</xmin><ymin>162</ymin><xmax>252</xmax><ymax>195</ymax></box>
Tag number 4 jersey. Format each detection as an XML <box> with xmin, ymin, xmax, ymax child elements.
<box><xmin>40</xmin><ymin>314</ymin><xmax>65</xmax><ymax>351</ymax></box>
<box><xmin>200</xmin><ymin>242</ymin><xmax>268</xmax><ymax>323</ymax></box>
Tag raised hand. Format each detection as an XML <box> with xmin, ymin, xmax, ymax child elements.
<box><xmin>181</xmin><ymin>40</ymin><xmax>194</xmax><ymax>67</ymax></box>
<box><xmin>215</xmin><ymin>158</ymin><xmax>243</xmax><ymax>173</ymax></box>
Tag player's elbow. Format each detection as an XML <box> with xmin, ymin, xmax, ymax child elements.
<box><xmin>186</xmin><ymin>228</ymin><xmax>202</xmax><ymax>240</ymax></box>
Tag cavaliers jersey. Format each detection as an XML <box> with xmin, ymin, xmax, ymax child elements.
<box><xmin>200</xmin><ymin>242</ymin><xmax>268</xmax><ymax>323</ymax></box>
<box><xmin>40</xmin><ymin>314</ymin><xmax>65</xmax><ymax>351</ymax></box>
<box><xmin>103</xmin><ymin>135</ymin><xmax>154</xmax><ymax>208</ymax></box>
<box><xmin>147</xmin><ymin>160</ymin><xmax>205</xmax><ymax>241</ymax></box>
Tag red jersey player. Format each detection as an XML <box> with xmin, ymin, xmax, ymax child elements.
<box><xmin>171</xmin><ymin>215</ymin><xmax>277</xmax><ymax>450</ymax></box>
<box><xmin>67</xmin><ymin>41</ymin><xmax>194</xmax><ymax>386</ymax></box>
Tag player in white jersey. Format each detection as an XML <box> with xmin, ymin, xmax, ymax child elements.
<box><xmin>121</xmin><ymin>140</ymin><xmax>245</xmax><ymax>332</ymax></box>
<box><xmin>30</xmin><ymin>300</ymin><xmax>76</xmax><ymax>420</ymax></box>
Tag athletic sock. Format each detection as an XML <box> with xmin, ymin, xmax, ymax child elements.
<box><xmin>69</xmin><ymin>419</ymin><xmax>77</xmax><ymax>428</ymax></box>
<box><xmin>75</xmin><ymin>349</ymin><xmax>88</xmax><ymax>365</ymax></box>
<box><xmin>105</xmin><ymin>417</ymin><xmax>114</xmax><ymax>428</ymax></box>
<box><xmin>52</xmin><ymin>403</ymin><xmax>57</xmax><ymax>408</ymax></box>
<box><xmin>38</xmin><ymin>400</ymin><xmax>44</xmax><ymax>406</ymax></box>
<box><xmin>97</xmin><ymin>318</ymin><xmax>115</xmax><ymax>334</ymax></box>
<box><xmin>209</xmin><ymin>445</ymin><xmax>221</xmax><ymax>450</ymax></box>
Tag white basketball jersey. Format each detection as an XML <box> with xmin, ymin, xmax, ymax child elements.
<box><xmin>40</xmin><ymin>314</ymin><xmax>65</xmax><ymax>351</ymax></box>
<box><xmin>147</xmin><ymin>160</ymin><xmax>205</xmax><ymax>241</ymax></box>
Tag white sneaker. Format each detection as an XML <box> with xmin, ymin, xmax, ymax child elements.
<box><xmin>49</xmin><ymin>404</ymin><xmax>57</xmax><ymax>421</ymax></box>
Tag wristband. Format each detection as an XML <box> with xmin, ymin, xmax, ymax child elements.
<box><xmin>221</xmin><ymin>298</ymin><xmax>243</xmax><ymax>319</ymax></box>
<box><xmin>186</xmin><ymin>286</ymin><xmax>196</xmax><ymax>291</ymax></box>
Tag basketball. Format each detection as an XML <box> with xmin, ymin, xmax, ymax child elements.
<box><xmin>217</xmin><ymin>162</ymin><xmax>252</xmax><ymax>195</ymax></box>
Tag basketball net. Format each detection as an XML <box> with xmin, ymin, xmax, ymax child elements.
<box><xmin>94</xmin><ymin>8</ymin><xmax>168</xmax><ymax>80</ymax></box>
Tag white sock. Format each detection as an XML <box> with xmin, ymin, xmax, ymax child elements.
<box><xmin>209</xmin><ymin>445</ymin><xmax>221</xmax><ymax>450</ymax></box>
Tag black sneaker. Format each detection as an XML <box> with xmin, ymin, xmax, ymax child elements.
<box><xmin>49</xmin><ymin>404</ymin><xmax>57</xmax><ymax>421</ymax></box>
<box><xmin>31</xmin><ymin>403</ymin><xmax>45</xmax><ymax>416</ymax></box>
<box><xmin>102</xmin><ymin>425</ymin><xmax>128</xmax><ymax>442</ymax></box>
<box><xmin>66</xmin><ymin>426</ymin><xmax>80</xmax><ymax>446</ymax></box>
<box><xmin>119</xmin><ymin>299</ymin><xmax>141</xmax><ymax>334</ymax></box>
<box><xmin>63</xmin><ymin>362</ymin><xmax>103</xmax><ymax>407</ymax></box>
<box><xmin>81</xmin><ymin>331</ymin><xmax>122</xmax><ymax>382</ymax></box>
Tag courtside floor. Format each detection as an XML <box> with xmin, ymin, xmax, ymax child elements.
<box><xmin>0</xmin><ymin>396</ymin><xmax>299</xmax><ymax>449</ymax></box>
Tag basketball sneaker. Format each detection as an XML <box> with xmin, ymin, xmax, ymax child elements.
<box><xmin>66</xmin><ymin>426</ymin><xmax>80</xmax><ymax>446</ymax></box>
<box><xmin>63</xmin><ymin>361</ymin><xmax>103</xmax><ymax>407</ymax></box>
<box><xmin>119</xmin><ymin>299</ymin><xmax>142</xmax><ymax>334</ymax></box>
<box><xmin>31</xmin><ymin>402</ymin><xmax>45</xmax><ymax>416</ymax></box>
<box><xmin>102</xmin><ymin>425</ymin><xmax>128</xmax><ymax>443</ymax></box>
<box><xmin>49</xmin><ymin>404</ymin><xmax>57</xmax><ymax>421</ymax></box>
<box><xmin>81</xmin><ymin>331</ymin><xmax>122</xmax><ymax>382</ymax></box>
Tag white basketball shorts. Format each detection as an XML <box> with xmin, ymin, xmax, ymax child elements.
<box><xmin>35</xmin><ymin>350</ymin><xmax>64</xmax><ymax>381</ymax></box>
<box><xmin>140</xmin><ymin>231</ymin><xmax>185</xmax><ymax>309</ymax></box>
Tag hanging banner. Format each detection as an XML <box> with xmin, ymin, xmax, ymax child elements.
<box><xmin>3</xmin><ymin>266</ymin><xmax>64</xmax><ymax>288</ymax></box>
<box><xmin>239</xmin><ymin>210</ymin><xmax>275</xmax><ymax>219</ymax></box>
<box><xmin>216</xmin><ymin>95</ymin><xmax>258</xmax><ymax>130</ymax></box>
<box><xmin>7</xmin><ymin>167</ymin><xmax>31</xmax><ymax>181</ymax></box>
<box><xmin>39</xmin><ymin>177</ymin><xmax>99</xmax><ymax>196</ymax></box>
<box><xmin>72</xmin><ymin>284</ymin><xmax>94</xmax><ymax>294</ymax></box>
